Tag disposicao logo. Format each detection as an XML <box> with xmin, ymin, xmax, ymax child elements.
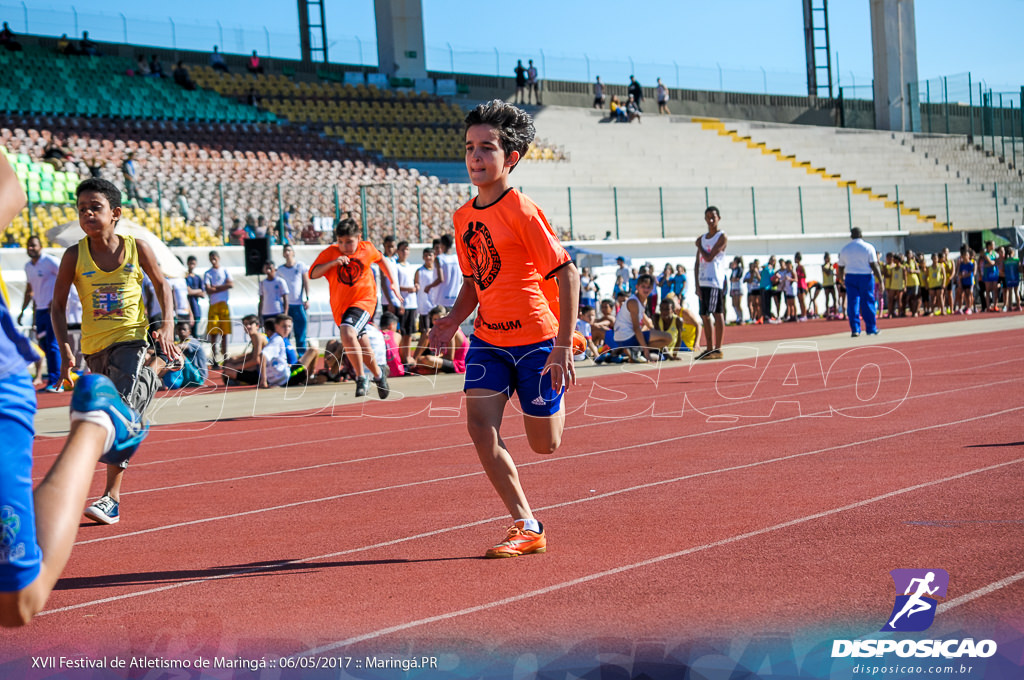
<box><xmin>831</xmin><ymin>569</ymin><xmax>998</xmax><ymax>660</ymax></box>
<box><xmin>882</xmin><ymin>568</ymin><xmax>948</xmax><ymax>632</ymax></box>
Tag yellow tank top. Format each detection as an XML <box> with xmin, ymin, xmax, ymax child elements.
<box><xmin>822</xmin><ymin>265</ymin><xmax>835</xmax><ymax>287</ymax></box>
<box><xmin>75</xmin><ymin>234</ymin><xmax>148</xmax><ymax>354</ymax></box>
<box><xmin>655</xmin><ymin>314</ymin><xmax>697</xmax><ymax>351</ymax></box>
<box><xmin>905</xmin><ymin>261</ymin><xmax>921</xmax><ymax>287</ymax></box>
<box><xmin>927</xmin><ymin>264</ymin><xmax>943</xmax><ymax>288</ymax></box>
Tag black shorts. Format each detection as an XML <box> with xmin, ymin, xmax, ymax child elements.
<box><xmin>285</xmin><ymin>366</ymin><xmax>309</xmax><ymax>387</ymax></box>
<box><xmin>417</xmin><ymin>313</ymin><xmax>432</xmax><ymax>335</ymax></box>
<box><xmin>699</xmin><ymin>286</ymin><xmax>726</xmax><ymax>316</ymax></box>
<box><xmin>399</xmin><ymin>308</ymin><xmax>418</xmax><ymax>337</ymax></box>
<box><xmin>340</xmin><ymin>307</ymin><xmax>371</xmax><ymax>336</ymax></box>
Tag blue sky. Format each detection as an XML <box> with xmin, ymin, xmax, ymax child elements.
<box><xmin>8</xmin><ymin>1</ymin><xmax>1023</xmax><ymax>98</ymax></box>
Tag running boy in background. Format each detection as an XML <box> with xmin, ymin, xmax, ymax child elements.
<box><xmin>50</xmin><ymin>178</ymin><xmax>181</xmax><ymax>526</ymax></box>
<box><xmin>429</xmin><ymin>100</ymin><xmax>581</xmax><ymax>558</ymax></box>
<box><xmin>310</xmin><ymin>218</ymin><xmax>400</xmax><ymax>398</ymax></box>
<box><xmin>0</xmin><ymin>154</ymin><xmax>145</xmax><ymax>626</ymax></box>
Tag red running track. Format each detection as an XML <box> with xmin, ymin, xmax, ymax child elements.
<box><xmin>4</xmin><ymin>327</ymin><xmax>1023</xmax><ymax>671</ymax></box>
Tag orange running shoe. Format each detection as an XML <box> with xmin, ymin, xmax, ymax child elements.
<box><xmin>485</xmin><ymin>521</ymin><xmax>546</xmax><ymax>558</ymax></box>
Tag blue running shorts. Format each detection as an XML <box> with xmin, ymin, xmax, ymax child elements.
<box><xmin>0</xmin><ymin>372</ymin><xmax>41</xmax><ymax>592</ymax></box>
<box><xmin>463</xmin><ymin>335</ymin><xmax>563</xmax><ymax>417</ymax></box>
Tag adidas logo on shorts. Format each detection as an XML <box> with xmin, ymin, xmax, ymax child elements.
<box><xmin>531</xmin><ymin>396</ymin><xmax>546</xmax><ymax>406</ymax></box>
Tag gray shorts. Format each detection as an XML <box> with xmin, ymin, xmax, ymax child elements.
<box><xmin>84</xmin><ymin>339</ymin><xmax>158</xmax><ymax>419</ymax></box>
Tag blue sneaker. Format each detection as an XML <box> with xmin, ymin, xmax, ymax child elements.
<box><xmin>70</xmin><ymin>374</ymin><xmax>149</xmax><ymax>466</ymax></box>
<box><xmin>84</xmin><ymin>495</ymin><xmax>119</xmax><ymax>525</ymax></box>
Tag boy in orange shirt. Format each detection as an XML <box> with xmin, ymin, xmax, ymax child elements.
<box><xmin>310</xmin><ymin>218</ymin><xmax>400</xmax><ymax>398</ymax></box>
<box><xmin>429</xmin><ymin>100</ymin><xmax>580</xmax><ymax>558</ymax></box>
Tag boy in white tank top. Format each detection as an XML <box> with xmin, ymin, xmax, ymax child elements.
<box><xmin>694</xmin><ymin>206</ymin><xmax>728</xmax><ymax>360</ymax></box>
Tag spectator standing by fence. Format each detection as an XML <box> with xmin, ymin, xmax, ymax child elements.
<box><xmin>210</xmin><ymin>45</ymin><xmax>229</xmax><ymax>73</ymax></box>
<box><xmin>656</xmin><ymin>78</ymin><xmax>670</xmax><ymax>114</ymax></box>
<box><xmin>628</xmin><ymin>76</ymin><xmax>643</xmax><ymax>112</ymax></box>
<box><xmin>593</xmin><ymin>76</ymin><xmax>605</xmax><ymax>109</ymax></box>
<box><xmin>527</xmin><ymin>59</ymin><xmax>541</xmax><ymax>105</ymax></box>
<box><xmin>514</xmin><ymin>60</ymin><xmax>527</xmax><ymax>104</ymax></box>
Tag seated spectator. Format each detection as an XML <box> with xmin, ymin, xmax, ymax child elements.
<box><xmin>377</xmin><ymin>312</ymin><xmax>406</xmax><ymax>378</ymax></box>
<box><xmin>574</xmin><ymin>305</ymin><xmax>600</xmax><ymax>360</ymax></box>
<box><xmin>626</xmin><ymin>94</ymin><xmax>642</xmax><ymax>123</ymax></box>
<box><xmin>260</xmin><ymin>315</ymin><xmax>317</xmax><ymax>388</ymax></box>
<box><xmin>247</xmin><ymin>50</ymin><xmax>264</xmax><ymax>74</ymax></box>
<box><xmin>598</xmin><ymin>273</ymin><xmax>671</xmax><ymax>363</ymax></box>
<box><xmin>609</xmin><ymin>95</ymin><xmax>628</xmax><ymax>123</ymax></box>
<box><xmin>245</xmin><ymin>87</ymin><xmax>260</xmax><ymax>107</ymax></box>
<box><xmin>408</xmin><ymin>306</ymin><xmax>468</xmax><ymax>374</ymax></box>
<box><xmin>79</xmin><ymin>31</ymin><xmax>100</xmax><ymax>57</ymax></box>
<box><xmin>0</xmin><ymin>21</ymin><xmax>23</xmax><ymax>52</ymax></box>
<box><xmin>42</xmin><ymin>137</ymin><xmax>71</xmax><ymax>171</ymax></box>
<box><xmin>242</xmin><ymin>214</ymin><xmax>258</xmax><ymax>241</ymax></box>
<box><xmin>172</xmin><ymin>61</ymin><xmax>196</xmax><ymax>90</ymax></box>
<box><xmin>653</xmin><ymin>296</ymin><xmax>702</xmax><ymax>359</ymax></box>
<box><xmin>592</xmin><ymin>298</ymin><xmax>615</xmax><ymax>346</ymax></box>
<box><xmin>176</xmin><ymin>187</ymin><xmax>193</xmax><ymax>224</ymax></box>
<box><xmin>56</xmin><ymin>33</ymin><xmax>76</xmax><ymax>55</ymax></box>
<box><xmin>210</xmin><ymin>45</ymin><xmax>229</xmax><ymax>73</ymax></box>
<box><xmin>228</xmin><ymin>217</ymin><xmax>247</xmax><ymax>245</ymax></box>
<box><xmin>149</xmin><ymin>54</ymin><xmax>165</xmax><ymax>78</ymax></box>
<box><xmin>222</xmin><ymin>315</ymin><xmax>268</xmax><ymax>385</ymax></box>
<box><xmin>314</xmin><ymin>339</ymin><xmax>347</xmax><ymax>384</ymax></box>
<box><xmin>162</xmin><ymin>322</ymin><xmax>208</xmax><ymax>389</ymax></box>
<box><xmin>84</xmin><ymin>155</ymin><xmax>104</xmax><ymax>178</ymax></box>
<box><xmin>133</xmin><ymin>54</ymin><xmax>150</xmax><ymax>76</ymax></box>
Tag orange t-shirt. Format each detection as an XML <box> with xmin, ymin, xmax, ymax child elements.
<box><xmin>453</xmin><ymin>188</ymin><xmax>571</xmax><ymax>347</ymax></box>
<box><xmin>311</xmin><ymin>241</ymin><xmax>387</xmax><ymax>322</ymax></box>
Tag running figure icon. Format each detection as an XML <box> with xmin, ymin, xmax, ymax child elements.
<box><xmin>882</xmin><ymin>568</ymin><xmax>949</xmax><ymax>632</ymax></box>
<box><xmin>888</xmin><ymin>572</ymin><xmax>939</xmax><ymax>628</ymax></box>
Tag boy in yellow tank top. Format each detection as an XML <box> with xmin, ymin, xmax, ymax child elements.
<box><xmin>50</xmin><ymin>178</ymin><xmax>182</xmax><ymax>526</ymax></box>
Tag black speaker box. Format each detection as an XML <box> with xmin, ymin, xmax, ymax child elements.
<box><xmin>244</xmin><ymin>237</ymin><xmax>270</xmax><ymax>276</ymax></box>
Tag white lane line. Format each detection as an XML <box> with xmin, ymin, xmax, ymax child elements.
<box><xmin>80</xmin><ymin>372</ymin><xmax>1023</xmax><ymax>519</ymax></box>
<box><xmin>35</xmin><ymin>341</ymin><xmax>990</xmax><ymax>468</ymax></box>
<box><xmin>49</xmin><ymin>407</ymin><xmax>1022</xmax><ymax>620</ymax></box>
<box><xmin>937</xmin><ymin>570</ymin><xmax>1024</xmax><ymax>614</ymax></box>
<box><xmin>300</xmin><ymin>456</ymin><xmax>1024</xmax><ymax>653</ymax></box>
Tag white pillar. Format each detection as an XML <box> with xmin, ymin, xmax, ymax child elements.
<box><xmin>871</xmin><ymin>0</ymin><xmax>919</xmax><ymax>131</ymax></box>
<box><xmin>374</xmin><ymin>0</ymin><xmax>427</xmax><ymax>79</ymax></box>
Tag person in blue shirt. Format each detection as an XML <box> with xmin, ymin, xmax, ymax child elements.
<box><xmin>0</xmin><ymin>154</ymin><xmax>148</xmax><ymax>626</ymax></box>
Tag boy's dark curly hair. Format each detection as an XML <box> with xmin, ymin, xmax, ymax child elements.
<box><xmin>464</xmin><ymin>99</ymin><xmax>535</xmax><ymax>173</ymax></box>
<box><xmin>76</xmin><ymin>178</ymin><xmax>121</xmax><ymax>211</ymax></box>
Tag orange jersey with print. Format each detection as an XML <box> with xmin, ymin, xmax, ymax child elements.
<box><xmin>453</xmin><ymin>188</ymin><xmax>571</xmax><ymax>346</ymax></box>
<box><xmin>311</xmin><ymin>240</ymin><xmax>386</xmax><ymax>322</ymax></box>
